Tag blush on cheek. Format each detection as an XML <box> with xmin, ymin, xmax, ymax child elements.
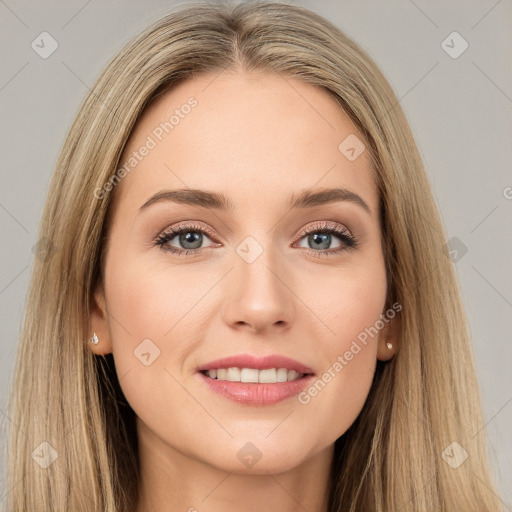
<box><xmin>105</xmin><ymin>258</ymin><xmax>174</xmax><ymax>335</ymax></box>
<box><xmin>320</xmin><ymin>276</ymin><xmax>386</xmax><ymax>349</ymax></box>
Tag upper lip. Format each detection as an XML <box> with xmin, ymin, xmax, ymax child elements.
<box><xmin>197</xmin><ymin>353</ymin><xmax>315</xmax><ymax>374</ymax></box>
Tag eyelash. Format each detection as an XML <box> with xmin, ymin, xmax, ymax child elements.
<box><xmin>153</xmin><ymin>221</ymin><xmax>358</xmax><ymax>258</ymax></box>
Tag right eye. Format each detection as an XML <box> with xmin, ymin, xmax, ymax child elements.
<box><xmin>154</xmin><ymin>222</ymin><xmax>219</xmax><ymax>255</ymax></box>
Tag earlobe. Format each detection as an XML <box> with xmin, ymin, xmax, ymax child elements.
<box><xmin>377</xmin><ymin>313</ymin><xmax>400</xmax><ymax>361</ymax></box>
<box><xmin>88</xmin><ymin>282</ymin><xmax>113</xmax><ymax>355</ymax></box>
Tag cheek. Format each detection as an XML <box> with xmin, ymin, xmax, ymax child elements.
<box><xmin>102</xmin><ymin>256</ymin><xmax>206</xmax><ymax>433</ymax></box>
<box><xmin>106</xmin><ymin>264</ymin><xmax>177</xmax><ymax>340</ymax></box>
<box><xmin>102</xmin><ymin>253</ymin><xmax>181</xmax><ymax>367</ymax></box>
<box><xmin>308</xmin><ymin>246</ymin><xmax>387</xmax><ymax>351</ymax></box>
<box><xmin>298</xmin><ymin>257</ymin><xmax>387</xmax><ymax>439</ymax></box>
<box><xmin>105</xmin><ymin>242</ymin><xmax>208</xmax><ymax>340</ymax></box>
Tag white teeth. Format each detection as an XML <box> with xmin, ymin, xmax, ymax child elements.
<box><xmin>226</xmin><ymin>367</ymin><xmax>241</xmax><ymax>381</ymax></box>
<box><xmin>258</xmin><ymin>368</ymin><xmax>276</xmax><ymax>383</ymax></box>
<box><xmin>276</xmin><ymin>368</ymin><xmax>288</xmax><ymax>382</ymax></box>
<box><xmin>204</xmin><ymin>367</ymin><xmax>305</xmax><ymax>383</ymax></box>
<box><xmin>287</xmin><ymin>370</ymin><xmax>299</xmax><ymax>381</ymax></box>
<box><xmin>241</xmin><ymin>368</ymin><xmax>259</xmax><ymax>383</ymax></box>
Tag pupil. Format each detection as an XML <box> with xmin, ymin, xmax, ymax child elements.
<box><xmin>310</xmin><ymin>233</ymin><xmax>330</xmax><ymax>250</ymax></box>
<box><xmin>181</xmin><ymin>231</ymin><xmax>202</xmax><ymax>249</ymax></box>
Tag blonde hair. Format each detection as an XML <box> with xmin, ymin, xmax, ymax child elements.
<box><xmin>4</xmin><ymin>1</ymin><xmax>502</xmax><ymax>510</ymax></box>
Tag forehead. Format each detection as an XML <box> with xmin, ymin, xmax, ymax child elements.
<box><xmin>114</xmin><ymin>70</ymin><xmax>377</xmax><ymax>215</ymax></box>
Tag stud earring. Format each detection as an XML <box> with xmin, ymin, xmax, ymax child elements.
<box><xmin>89</xmin><ymin>332</ymin><xmax>99</xmax><ymax>345</ymax></box>
<box><xmin>386</xmin><ymin>342</ymin><xmax>393</xmax><ymax>350</ymax></box>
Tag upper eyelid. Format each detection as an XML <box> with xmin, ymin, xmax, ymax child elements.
<box><xmin>296</xmin><ymin>221</ymin><xmax>352</xmax><ymax>237</ymax></box>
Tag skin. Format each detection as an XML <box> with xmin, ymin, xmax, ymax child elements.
<box><xmin>89</xmin><ymin>69</ymin><xmax>400</xmax><ymax>512</ymax></box>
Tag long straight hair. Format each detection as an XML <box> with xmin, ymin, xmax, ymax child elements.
<box><xmin>4</xmin><ymin>1</ymin><xmax>502</xmax><ymax>510</ymax></box>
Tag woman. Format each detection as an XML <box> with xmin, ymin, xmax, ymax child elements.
<box><xmin>5</xmin><ymin>1</ymin><xmax>503</xmax><ymax>511</ymax></box>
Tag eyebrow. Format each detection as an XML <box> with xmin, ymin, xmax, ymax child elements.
<box><xmin>138</xmin><ymin>187</ymin><xmax>371</xmax><ymax>215</ymax></box>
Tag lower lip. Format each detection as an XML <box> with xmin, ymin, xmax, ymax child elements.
<box><xmin>197</xmin><ymin>371</ymin><xmax>315</xmax><ymax>406</ymax></box>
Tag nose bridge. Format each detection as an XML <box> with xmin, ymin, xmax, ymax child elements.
<box><xmin>221</xmin><ymin>233</ymin><xmax>294</xmax><ymax>331</ymax></box>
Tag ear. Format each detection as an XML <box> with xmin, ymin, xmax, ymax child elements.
<box><xmin>376</xmin><ymin>310</ymin><xmax>400</xmax><ymax>361</ymax></box>
<box><xmin>88</xmin><ymin>281</ymin><xmax>113</xmax><ymax>355</ymax></box>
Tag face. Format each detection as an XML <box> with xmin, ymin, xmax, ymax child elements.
<box><xmin>90</xmin><ymin>70</ymin><xmax>399</xmax><ymax>475</ymax></box>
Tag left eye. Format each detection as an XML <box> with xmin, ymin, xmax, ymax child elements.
<box><xmin>293</xmin><ymin>222</ymin><xmax>358</xmax><ymax>255</ymax></box>
<box><xmin>295</xmin><ymin>231</ymin><xmax>344</xmax><ymax>251</ymax></box>
<box><xmin>154</xmin><ymin>221</ymin><xmax>358</xmax><ymax>256</ymax></box>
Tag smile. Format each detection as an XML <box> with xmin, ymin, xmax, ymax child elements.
<box><xmin>201</xmin><ymin>367</ymin><xmax>305</xmax><ymax>383</ymax></box>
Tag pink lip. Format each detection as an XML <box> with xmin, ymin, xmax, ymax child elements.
<box><xmin>197</xmin><ymin>372</ymin><xmax>316</xmax><ymax>406</ymax></box>
<box><xmin>196</xmin><ymin>353</ymin><xmax>315</xmax><ymax>374</ymax></box>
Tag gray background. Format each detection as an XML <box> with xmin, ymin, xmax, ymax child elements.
<box><xmin>1</xmin><ymin>0</ymin><xmax>511</xmax><ymax>508</ymax></box>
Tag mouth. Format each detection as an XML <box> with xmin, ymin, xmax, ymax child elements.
<box><xmin>199</xmin><ymin>367</ymin><xmax>313</xmax><ymax>383</ymax></box>
<box><xmin>195</xmin><ymin>353</ymin><xmax>315</xmax><ymax>405</ymax></box>
<box><xmin>196</xmin><ymin>367</ymin><xmax>316</xmax><ymax>406</ymax></box>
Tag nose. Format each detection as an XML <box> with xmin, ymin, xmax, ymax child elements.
<box><xmin>220</xmin><ymin>242</ymin><xmax>294</xmax><ymax>334</ymax></box>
